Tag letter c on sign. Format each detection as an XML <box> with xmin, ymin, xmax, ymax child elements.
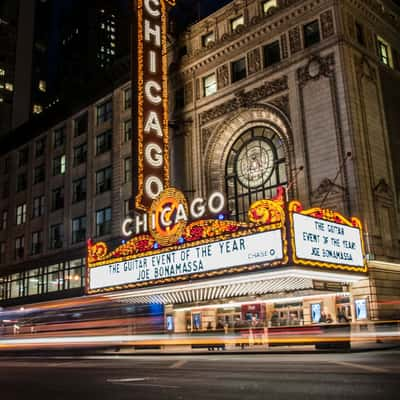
<box><xmin>145</xmin><ymin>81</ymin><xmax>162</xmax><ymax>105</ymax></box>
<box><xmin>122</xmin><ymin>217</ymin><xmax>134</xmax><ymax>236</ymax></box>
<box><xmin>144</xmin><ymin>0</ymin><xmax>160</xmax><ymax>17</ymax></box>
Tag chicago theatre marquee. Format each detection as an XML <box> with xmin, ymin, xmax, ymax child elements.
<box><xmin>85</xmin><ymin>0</ymin><xmax>375</xmax><ymax>332</ymax></box>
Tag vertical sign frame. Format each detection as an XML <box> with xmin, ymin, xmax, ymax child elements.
<box><xmin>132</xmin><ymin>0</ymin><xmax>175</xmax><ymax>211</ymax></box>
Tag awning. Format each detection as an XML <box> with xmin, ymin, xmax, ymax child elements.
<box><xmin>105</xmin><ymin>267</ymin><xmax>365</xmax><ymax>305</ymax></box>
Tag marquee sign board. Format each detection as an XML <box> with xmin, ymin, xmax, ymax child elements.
<box><xmin>88</xmin><ymin>230</ymin><xmax>283</xmax><ymax>291</ymax></box>
<box><xmin>86</xmin><ymin>192</ymin><xmax>288</xmax><ymax>294</ymax></box>
<box><xmin>289</xmin><ymin>201</ymin><xmax>367</xmax><ymax>273</ymax></box>
<box><xmin>132</xmin><ymin>0</ymin><xmax>176</xmax><ymax>211</ymax></box>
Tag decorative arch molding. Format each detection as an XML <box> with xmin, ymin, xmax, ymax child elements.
<box><xmin>204</xmin><ymin>104</ymin><xmax>293</xmax><ymax>193</ymax></box>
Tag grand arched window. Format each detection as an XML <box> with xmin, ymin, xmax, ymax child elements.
<box><xmin>225</xmin><ymin>126</ymin><xmax>287</xmax><ymax>220</ymax></box>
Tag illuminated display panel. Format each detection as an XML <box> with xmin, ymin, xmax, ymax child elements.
<box><xmin>289</xmin><ymin>201</ymin><xmax>367</xmax><ymax>272</ymax></box>
<box><xmin>88</xmin><ymin>229</ymin><xmax>283</xmax><ymax>292</ymax></box>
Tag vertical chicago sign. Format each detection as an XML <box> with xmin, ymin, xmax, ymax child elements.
<box><xmin>132</xmin><ymin>0</ymin><xmax>176</xmax><ymax>211</ymax></box>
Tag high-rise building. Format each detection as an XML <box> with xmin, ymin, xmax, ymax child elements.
<box><xmin>0</xmin><ymin>0</ymin><xmax>18</xmax><ymax>134</ymax></box>
<box><xmin>0</xmin><ymin>0</ymin><xmax>131</xmax><ymax>135</ymax></box>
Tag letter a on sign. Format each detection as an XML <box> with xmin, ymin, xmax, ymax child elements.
<box><xmin>132</xmin><ymin>0</ymin><xmax>176</xmax><ymax>211</ymax></box>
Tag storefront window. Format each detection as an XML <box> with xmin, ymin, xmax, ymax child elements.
<box><xmin>10</xmin><ymin>274</ymin><xmax>22</xmax><ymax>298</ymax></box>
<box><xmin>0</xmin><ymin>260</ymin><xmax>85</xmax><ymax>302</ymax></box>
<box><xmin>46</xmin><ymin>264</ymin><xmax>61</xmax><ymax>293</ymax></box>
<box><xmin>28</xmin><ymin>269</ymin><xmax>40</xmax><ymax>296</ymax></box>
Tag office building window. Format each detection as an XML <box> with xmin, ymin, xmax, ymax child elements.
<box><xmin>202</xmin><ymin>31</ymin><xmax>215</xmax><ymax>47</ymax></box>
<box><xmin>0</xmin><ymin>241</ymin><xmax>5</xmax><ymax>264</ymax></box>
<box><xmin>262</xmin><ymin>0</ymin><xmax>277</xmax><ymax>15</ymax></box>
<box><xmin>124</xmin><ymin>88</ymin><xmax>131</xmax><ymax>110</ymax></box>
<box><xmin>18</xmin><ymin>147</ymin><xmax>28</xmax><ymax>167</ymax></box>
<box><xmin>33</xmin><ymin>164</ymin><xmax>45</xmax><ymax>184</ymax></box>
<box><xmin>38</xmin><ymin>80</ymin><xmax>46</xmax><ymax>92</ymax></box>
<box><xmin>35</xmin><ymin>137</ymin><xmax>46</xmax><ymax>158</ymax></box>
<box><xmin>1</xmin><ymin>210</ymin><xmax>7</xmax><ymax>230</ymax></box>
<box><xmin>96</xmin><ymin>207</ymin><xmax>112</xmax><ymax>236</ymax></box>
<box><xmin>73</xmin><ymin>143</ymin><xmax>87</xmax><ymax>166</ymax></box>
<box><xmin>124</xmin><ymin>120</ymin><xmax>132</xmax><ymax>142</ymax></box>
<box><xmin>263</xmin><ymin>40</ymin><xmax>281</xmax><ymax>67</ymax></box>
<box><xmin>3</xmin><ymin>157</ymin><xmax>9</xmax><ymax>174</ymax></box>
<box><xmin>16</xmin><ymin>203</ymin><xmax>27</xmax><ymax>225</ymax></box>
<box><xmin>15</xmin><ymin>236</ymin><xmax>24</xmax><ymax>259</ymax></box>
<box><xmin>72</xmin><ymin>177</ymin><xmax>86</xmax><ymax>203</ymax></box>
<box><xmin>96</xmin><ymin>99</ymin><xmax>112</xmax><ymax>125</ymax></box>
<box><xmin>16</xmin><ymin>173</ymin><xmax>27</xmax><ymax>192</ymax></box>
<box><xmin>51</xmin><ymin>187</ymin><xmax>64</xmax><ymax>211</ymax></box>
<box><xmin>74</xmin><ymin>112</ymin><xmax>88</xmax><ymax>137</ymax></box>
<box><xmin>231</xmin><ymin>58</ymin><xmax>247</xmax><ymax>83</ymax></box>
<box><xmin>32</xmin><ymin>196</ymin><xmax>45</xmax><ymax>218</ymax></box>
<box><xmin>96</xmin><ymin>167</ymin><xmax>112</xmax><ymax>193</ymax></box>
<box><xmin>377</xmin><ymin>36</ymin><xmax>393</xmax><ymax>67</ymax></box>
<box><xmin>50</xmin><ymin>224</ymin><xmax>63</xmax><ymax>249</ymax></box>
<box><xmin>2</xmin><ymin>180</ymin><xmax>9</xmax><ymax>199</ymax></box>
<box><xmin>31</xmin><ymin>231</ymin><xmax>43</xmax><ymax>255</ymax></box>
<box><xmin>230</xmin><ymin>15</ymin><xmax>244</xmax><ymax>32</ymax></box>
<box><xmin>33</xmin><ymin>104</ymin><xmax>43</xmax><ymax>114</ymax></box>
<box><xmin>203</xmin><ymin>73</ymin><xmax>217</xmax><ymax>97</ymax></box>
<box><xmin>53</xmin><ymin>126</ymin><xmax>66</xmax><ymax>148</ymax></box>
<box><xmin>53</xmin><ymin>154</ymin><xmax>66</xmax><ymax>175</ymax></box>
<box><xmin>96</xmin><ymin>166</ymin><xmax>112</xmax><ymax>193</ymax></box>
<box><xmin>96</xmin><ymin>130</ymin><xmax>113</xmax><ymax>154</ymax></box>
<box><xmin>72</xmin><ymin>216</ymin><xmax>86</xmax><ymax>244</ymax></box>
<box><xmin>124</xmin><ymin>158</ymin><xmax>132</xmax><ymax>183</ymax></box>
<box><xmin>303</xmin><ymin>20</ymin><xmax>320</xmax><ymax>48</ymax></box>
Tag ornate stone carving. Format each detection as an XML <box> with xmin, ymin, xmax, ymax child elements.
<box><xmin>201</xmin><ymin>124</ymin><xmax>218</xmax><ymax>153</ymax></box>
<box><xmin>281</xmin><ymin>33</ymin><xmax>288</xmax><ymax>59</ymax></box>
<box><xmin>289</xmin><ymin>26</ymin><xmax>302</xmax><ymax>54</ymax></box>
<box><xmin>354</xmin><ymin>56</ymin><xmax>377</xmax><ymax>83</ymax></box>
<box><xmin>320</xmin><ymin>9</ymin><xmax>335</xmax><ymax>39</ymax></box>
<box><xmin>269</xmin><ymin>95</ymin><xmax>290</xmax><ymax>119</ymax></box>
<box><xmin>297</xmin><ymin>54</ymin><xmax>335</xmax><ymax>87</ymax></box>
<box><xmin>217</xmin><ymin>64</ymin><xmax>229</xmax><ymax>89</ymax></box>
<box><xmin>247</xmin><ymin>48</ymin><xmax>261</xmax><ymax>75</ymax></box>
<box><xmin>374</xmin><ymin>178</ymin><xmax>393</xmax><ymax>199</ymax></box>
<box><xmin>312</xmin><ymin>178</ymin><xmax>344</xmax><ymax>199</ymax></box>
<box><xmin>199</xmin><ymin>76</ymin><xmax>288</xmax><ymax>125</ymax></box>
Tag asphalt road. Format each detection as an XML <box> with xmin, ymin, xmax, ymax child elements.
<box><xmin>0</xmin><ymin>350</ymin><xmax>399</xmax><ymax>400</ymax></box>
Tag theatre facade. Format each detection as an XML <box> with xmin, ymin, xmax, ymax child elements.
<box><xmin>0</xmin><ymin>0</ymin><xmax>400</xmax><ymax>331</ymax></box>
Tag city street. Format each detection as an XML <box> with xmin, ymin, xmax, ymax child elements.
<box><xmin>0</xmin><ymin>349</ymin><xmax>399</xmax><ymax>399</ymax></box>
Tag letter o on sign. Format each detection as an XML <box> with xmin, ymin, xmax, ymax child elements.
<box><xmin>208</xmin><ymin>192</ymin><xmax>225</xmax><ymax>214</ymax></box>
<box><xmin>145</xmin><ymin>176</ymin><xmax>163</xmax><ymax>199</ymax></box>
